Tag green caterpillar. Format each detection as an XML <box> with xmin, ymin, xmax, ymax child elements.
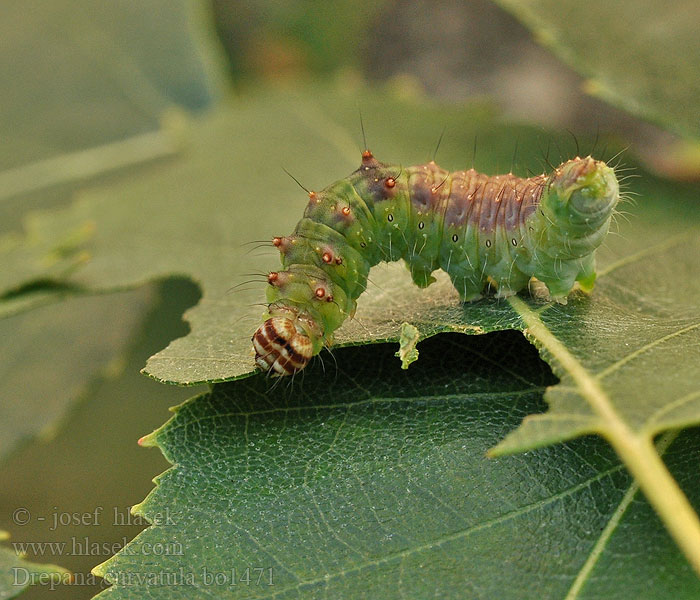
<box><xmin>253</xmin><ymin>149</ymin><xmax>620</xmax><ymax>376</ymax></box>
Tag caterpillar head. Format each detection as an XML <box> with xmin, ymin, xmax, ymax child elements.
<box><xmin>546</xmin><ymin>156</ymin><xmax>619</xmax><ymax>228</ymax></box>
<box><xmin>252</xmin><ymin>316</ymin><xmax>313</xmax><ymax>376</ymax></box>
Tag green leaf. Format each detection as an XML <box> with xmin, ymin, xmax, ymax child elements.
<box><xmin>0</xmin><ymin>531</ymin><xmax>68</xmax><ymax>599</ymax></box>
<box><xmin>2</xmin><ymin>88</ymin><xmax>699</xmax><ymax>569</ymax></box>
<box><xmin>0</xmin><ymin>0</ymin><xmax>217</xmax><ymax>170</ymax></box>
<box><xmin>0</xmin><ymin>0</ymin><xmax>222</xmax><ymax>234</ymax></box>
<box><xmin>493</xmin><ymin>0</ymin><xmax>700</xmax><ymax>140</ymax></box>
<box><xmin>0</xmin><ymin>288</ymin><xmax>152</xmax><ymax>463</ymax></box>
<box><xmin>94</xmin><ymin>335</ymin><xmax>700</xmax><ymax>598</ymax></box>
<box><xmin>0</xmin><ymin>0</ymin><xmax>222</xmax><ymax>464</ymax></box>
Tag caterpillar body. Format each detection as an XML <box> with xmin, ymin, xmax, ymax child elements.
<box><xmin>253</xmin><ymin>150</ymin><xmax>620</xmax><ymax>376</ymax></box>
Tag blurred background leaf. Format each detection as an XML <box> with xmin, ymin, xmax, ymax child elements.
<box><xmin>0</xmin><ymin>0</ymin><xmax>221</xmax><ymax>465</ymax></box>
<box><xmin>495</xmin><ymin>0</ymin><xmax>700</xmax><ymax>141</ymax></box>
<box><xmin>0</xmin><ymin>288</ymin><xmax>151</xmax><ymax>463</ymax></box>
<box><xmin>0</xmin><ymin>534</ymin><xmax>68</xmax><ymax>600</ymax></box>
<box><xmin>0</xmin><ymin>0</ymin><xmax>223</xmax><ymax>233</ymax></box>
<box><xmin>0</xmin><ymin>279</ymin><xmax>204</xmax><ymax>600</ymax></box>
<box><xmin>0</xmin><ymin>2</ymin><xmax>221</xmax><ymax>595</ymax></box>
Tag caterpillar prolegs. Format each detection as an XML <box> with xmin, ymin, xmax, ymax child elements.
<box><xmin>252</xmin><ymin>150</ymin><xmax>620</xmax><ymax>376</ymax></box>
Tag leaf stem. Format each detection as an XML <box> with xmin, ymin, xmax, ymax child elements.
<box><xmin>510</xmin><ymin>296</ymin><xmax>700</xmax><ymax>577</ymax></box>
<box><xmin>0</xmin><ymin>120</ymin><xmax>183</xmax><ymax>202</ymax></box>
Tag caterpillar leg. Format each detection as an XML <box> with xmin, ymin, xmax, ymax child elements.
<box><xmin>537</xmin><ymin>258</ymin><xmax>598</xmax><ymax>302</ymax></box>
<box><xmin>534</xmin><ymin>256</ymin><xmax>586</xmax><ymax>303</ymax></box>
<box><xmin>449</xmin><ymin>274</ymin><xmax>486</xmax><ymax>303</ymax></box>
<box><xmin>575</xmin><ymin>255</ymin><xmax>597</xmax><ymax>294</ymax></box>
<box><xmin>407</xmin><ymin>262</ymin><xmax>437</xmax><ymax>288</ymax></box>
<box><xmin>491</xmin><ymin>271</ymin><xmax>530</xmax><ymax>299</ymax></box>
<box><xmin>537</xmin><ymin>275</ymin><xmax>577</xmax><ymax>304</ymax></box>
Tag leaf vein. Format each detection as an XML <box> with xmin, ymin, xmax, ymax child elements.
<box><xmin>564</xmin><ymin>430</ymin><xmax>680</xmax><ymax>599</ymax></box>
<box><xmin>597</xmin><ymin>321</ymin><xmax>700</xmax><ymax>380</ymax></box>
<box><xmin>238</xmin><ymin>463</ymin><xmax>625</xmax><ymax>599</ymax></box>
<box><xmin>597</xmin><ymin>230</ymin><xmax>696</xmax><ymax>278</ymax></box>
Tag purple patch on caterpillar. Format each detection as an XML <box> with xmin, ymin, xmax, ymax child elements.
<box><xmin>408</xmin><ymin>162</ymin><xmax>450</xmax><ymax>213</ymax></box>
<box><xmin>444</xmin><ymin>171</ymin><xmax>544</xmax><ymax>232</ymax></box>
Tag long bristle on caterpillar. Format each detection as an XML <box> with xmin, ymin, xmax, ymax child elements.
<box><xmin>252</xmin><ymin>150</ymin><xmax>620</xmax><ymax>376</ymax></box>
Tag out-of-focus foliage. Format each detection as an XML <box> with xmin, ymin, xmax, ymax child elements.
<box><xmin>0</xmin><ymin>534</ymin><xmax>68</xmax><ymax>600</ymax></box>
<box><xmin>0</xmin><ymin>4</ymin><xmax>220</xmax><ymax>594</ymax></box>
<box><xmin>0</xmin><ymin>0</ymin><xmax>222</xmax><ymax>233</ymax></box>
<box><xmin>212</xmin><ymin>0</ymin><xmax>387</xmax><ymax>81</ymax></box>
<box><xmin>0</xmin><ymin>0</ymin><xmax>221</xmax><ymax>462</ymax></box>
<box><xmin>0</xmin><ymin>279</ymin><xmax>202</xmax><ymax>600</ymax></box>
<box><xmin>0</xmin><ymin>289</ymin><xmax>151</xmax><ymax>462</ymax></box>
<box><xmin>1</xmin><ymin>0</ymin><xmax>217</xmax><ymax>169</ymax></box>
<box><xmin>495</xmin><ymin>0</ymin><xmax>700</xmax><ymax>140</ymax></box>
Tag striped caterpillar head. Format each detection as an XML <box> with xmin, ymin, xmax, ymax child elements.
<box><xmin>252</xmin><ymin>316</ymin><xmax>313</xmax><ymax>376</ymax></box>
<box><xmin>545</xmin><ymin>156</ymin><xmax>619</xmax><ymax>229</ymax></box>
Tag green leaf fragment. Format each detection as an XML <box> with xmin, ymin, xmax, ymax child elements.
<box><xmin>394</xmin><ymin>322</ymin><xmax>421</xmax><ymax>369</ymax></box>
